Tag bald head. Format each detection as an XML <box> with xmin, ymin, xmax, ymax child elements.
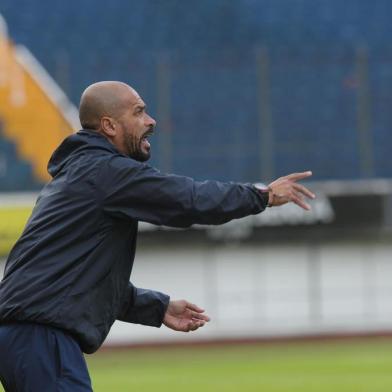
<box><xmin>79</xmin><ymin>81</ymin><xmax>138</xmax><ymax>130</ymax></box>
<box><xmin>78</xmin><ymin>81</ymin><xmax>156</xmax><ymax>161</ymax></box>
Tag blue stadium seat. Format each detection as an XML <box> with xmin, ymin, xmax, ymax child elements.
<box><xmin>0</xmin><ymin>134</ymin><xmax>42</xmax><ymax>191</ymax></box>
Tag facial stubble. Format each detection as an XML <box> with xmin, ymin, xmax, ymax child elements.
<box><xmin>124</xmin><ymin>131</ymin><xmax>151</xmax><ymax>162</ymax></box>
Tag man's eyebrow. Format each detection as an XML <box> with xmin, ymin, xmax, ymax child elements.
<box><xmin>133</xmin><ymin>103</ymin><xmax>146</xmax><ymax>110</ymax></box>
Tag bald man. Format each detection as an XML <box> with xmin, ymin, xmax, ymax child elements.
<box><xmin>0</xmin><ymin>81</ymin><xmax>314</xmax><ymax>391</ymax></box>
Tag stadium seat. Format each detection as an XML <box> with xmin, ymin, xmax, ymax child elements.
<box><xmin>0</xmin><ymin>133</ymin><xmax>41</xmax><ymax>191</ymax></box>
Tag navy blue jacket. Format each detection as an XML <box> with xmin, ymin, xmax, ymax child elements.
<box><xmin>0</xmin><ymin>130</ymin><xmax>267</xmax><ymax>353</ymax></box>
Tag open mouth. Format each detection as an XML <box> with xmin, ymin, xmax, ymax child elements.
<box><xmin>141</xmin><ymin>130</ymin><xmax>154</xmax><ymax>151</ymax></box>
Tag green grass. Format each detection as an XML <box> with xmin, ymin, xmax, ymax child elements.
<box><xmin>1</xmin><ymin>338</ymin><xmax>392</xmax><ymax>391</ymax></box>
<box><xmin>85</xmin><ymin>339</ymin><xmax>392</xmax><ymax>392</ymax></box>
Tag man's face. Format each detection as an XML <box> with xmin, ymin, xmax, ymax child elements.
<box><xmin>116</xmin><ymin>91</ymin><xmax>156</xmax><ymax>161</ymax></box>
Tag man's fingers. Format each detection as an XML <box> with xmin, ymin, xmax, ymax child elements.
<box><xmin>285</xmin><ymin>171</ymin><xmax>312</xmax><ymax>181</ymax></box>
<box><xmin>189</xmin><ymin>320</ymin><xmax>205</xmax><ymax>331</ymax></box>
<box><xmin>190</xmin><ymin>311</ymin><xmax>210</xmax><ymax>322</ymax></box>
<box><xmin>291</xmin><ymin>192</ymin><xmax>311</xmax><ymax>210</ymax></box>
<box><xmin>186</xmin><ymin>302</ymin><xmax>205</xmax><ymax>313</ymax></box>
<box><xmin>292</xmin><ymin>183</ymin><xmax>315</xmax><ymax>199</ymax></box>
<box><xmin>185</xmin><ymin>319</ymin><xmax>205</xmax><ymax>332</ymax></box>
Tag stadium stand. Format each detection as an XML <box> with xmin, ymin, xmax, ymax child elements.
<box><xmin>0</xmin><ymin>14</ymin><xmax>77</xmax><ymax>191</ymax></box>
<box><xmin>0</xmin><ymin>123</ymin><xmax>40</xmax><ymax>191</ymax></box>
<box><xmin>0</xmin><ymin>0</ymin><xmax>391</xmax><ymax>188</ymax></box>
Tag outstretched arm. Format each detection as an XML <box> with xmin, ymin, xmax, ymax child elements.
<box><xmin>99</xmin><ymin>156</ymin><xmax>315</xmax><ymax>228</ymax></box>
<box><xmin>99</xmin><ymin>156</ymin><xmax>267</xmax><ymax>227</ymax></box>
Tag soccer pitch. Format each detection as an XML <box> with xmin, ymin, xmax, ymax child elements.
<box><xmin>85</xmin><ymin>338</ymin><xmax>392</xmax><ymax>392</ymax></box>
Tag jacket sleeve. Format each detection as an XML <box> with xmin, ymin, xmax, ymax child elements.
<box><xmin>117</xmin><ymin>282</ymin><xmax>170</xmax><ymax>327</ymax></box>
<box><xmin>98</xmin><ymin>156</ymin><xmax>267</xmax><ymax>227</ymax></box>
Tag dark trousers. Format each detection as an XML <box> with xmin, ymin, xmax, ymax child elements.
<box><xmin>0</xmin><ymin>323</ymin><xmax>92</xmax><ymax>392</ymax></box>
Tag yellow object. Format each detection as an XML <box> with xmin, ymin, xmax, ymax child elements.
<box><xmin>0</xmin><ymin>37</ymin><xmax>77</xmax><ymax>182</ymax></box>
<box><xmin>0</xmin><ymin>206</ymin><xmax>32</xmax><ymax>257</ymax></box>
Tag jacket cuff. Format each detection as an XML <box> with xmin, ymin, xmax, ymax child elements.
<box><xmin>249</xmin><ymin>183</ymin><xmax>269</xmax><ymax>210</ymax></box>
<box><xmin>117</xmin><ymin>286</ymin><xmax>170</xmax><ymax>327</ymax></box>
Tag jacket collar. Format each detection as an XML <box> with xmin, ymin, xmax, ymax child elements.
<box><xmin>47</xmin><ymin>129</ymin><xmax>121</xmax><ymax>177</ymax></box>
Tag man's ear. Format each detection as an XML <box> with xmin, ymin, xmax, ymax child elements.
<box><xmin>101</xmin><ymin>117</ymin><xmax>116</xmax><ymax>137</ymax></box>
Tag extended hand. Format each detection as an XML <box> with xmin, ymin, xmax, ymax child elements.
<box><xmin>267</xmin><ymin>171</ymin><xmax>315</xmax><ymax>210</ymax></box>
<box><xmin>163</xmin><ymin>300</ymin><xmax>210</xmax><ymax>332</ymax></box>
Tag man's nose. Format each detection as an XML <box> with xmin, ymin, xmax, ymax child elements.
<box><xmin>146</xmin><ymin>114</ymin><xmax>156</xmax><ymax>128</ymax></box>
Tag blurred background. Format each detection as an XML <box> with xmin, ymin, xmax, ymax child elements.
<box><xmin>1</xmin><ymin>1</ymin><xmax>392</xmax><ymax>391</ymax></box>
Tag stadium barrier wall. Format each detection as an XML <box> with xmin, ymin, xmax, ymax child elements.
<box><xmin>1</xmin><ymin>238</ymin><xmax>391</xmax><ymax>346</ymax></box>
<box><xmin>104</xmin><ymin>238</ymin><xmax>392</xmax><ymax>346</ymax></box>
